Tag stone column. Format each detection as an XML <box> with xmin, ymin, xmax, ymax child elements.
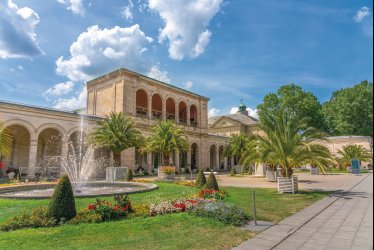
<box><xmin>121</xmin><ymin>147</ymin><xmax>135</xmax><ymax>171</ymax></box>
<box><xmin>175</xmin><ymin>104</ymin><xmax>179</xmax><ymax>123</ymax></box>
<box><xmin>60</xmin><ymin>135</ymin><xmax>69</xmax><ymax>176</ymax></box>
<box><xmin>224</xmin><ymin>156</ymin><xmax>228</xmax><ymax>170</ymax></box>
<box><xmin>215</xmin><ymin>151</ymin><xmax>220</xmax><ymax>171</ymax></box>
<box><xmin>187</xmin><ymin>107</ymin><xmax>191</xmax><ymax>126</ymax></box>
<box><xmin>27</xmin><ymin>139</ymin><xmax>38</xmax><ymax>179</ymax></box>
<box><xmin>162</xmin><ymin>98</ymin><xmax>166</xmax><ymax>121</ymax></box>
<box><xmin>175</xmin><ymin>151</ymin><xmax>180</xmax><ymax>172</ymax></box>
<box><xmin>147</xmin><ymin>97</ymin><xmax>152</xmax><ymax>119</ymax></box>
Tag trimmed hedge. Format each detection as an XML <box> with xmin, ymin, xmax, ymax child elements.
<box><xmin>205</xmin><ymin>173</ymin><xmax>219</xmax><ymax>191</ymax></box>
<box><xmin>195</xmin><ymin>170</ymin><xmax>206</xmax><ymax>188</ymax></box>
<box><xmin>126</xmin><ymin>169</ymin><xmax>134</xmax><ymax>181</ymax></box>
<box><xmin>47</xmin><ymin>175</ymin><xmax>77</xmax><ymax>221</ymax></box>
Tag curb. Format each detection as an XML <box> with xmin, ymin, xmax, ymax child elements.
<box><xmin>233</xmin><ymin>174</ymin><xmax>372</xmax><ymax>250</ymax></box>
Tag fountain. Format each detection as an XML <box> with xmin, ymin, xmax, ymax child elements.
<box><xmin>0</xmin><ymin>115</ymin><xmax>157</xmax><ymax>199</ymax></box>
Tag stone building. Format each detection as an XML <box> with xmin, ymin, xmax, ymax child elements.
<box><xmin>0</xmin><ymin>68</ymin><xmax>229</xmax><ymax>178</ymax></box>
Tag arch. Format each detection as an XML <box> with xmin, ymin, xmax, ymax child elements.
<box><xmin>179</xmin><ymin>101</ymin><xmax>187</xmax><ymax>124</ymax></box>
<box><xmin>36</xmin><ymin>128</ymin><xmax>63</xmax><ymax>175</ymax></box>
<box><xmin>166</xmin><ymin>98</ymin><xmax>176</xmax><ymax>120</ymax></box>
<box><xmin>191</xmin><ymin>143</ymin><xmax>198</xmax><ymax>170</ymax></box>
<box><xmin>3</xmin><ymin>124</ymin><xmax>31</xmax><ymax>175</ymax></box>
<box><xmin>3</xmin><ymin>119</ymin><xmax>35</xmax><ymax>137</ymax></box>
<box><xmin>151</xmin><ymin>93</ymin><xmax>163</xmax><ymax>119</ymax></box>
<box><xmin>36</xmin><ymin>123</ymin><xmax>66</xmax><ymax>138</ymax></box>
<box><xmin>136</xmin><ymin>89</ymin><xmax>148</xmax><ymax>118</ymax></box>
<box><xmin>190</xmin><ymin>104</ymin><xmax>198</xmax><ymax>126</ymax></box>
<box><xmin>210</xmin><ymin>144</ymin><xmax>217</xmax><ymax>170</ymax></box>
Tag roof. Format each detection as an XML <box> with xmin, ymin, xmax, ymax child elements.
<box><xmin>86</xmin><ymin>68</ymin><xmax>209</xmax><ymax>101</ymax></box>
<box><xmin>208</xmin><ymin>113</ymin><xmax>258</xmax><ymax>127</ymax></box>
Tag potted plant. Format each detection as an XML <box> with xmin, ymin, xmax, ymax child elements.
<box><xmin>266</xmin><ymin>164</ymin><xmax>278</xmax><ymax>182</ymax></box>
<box><xmin>310</xmin><ymin>165</ymin><xmax>319</xmax><ymax>175</ymax></box>
<box><xmin>6</xmin><ymin>167</ymin><xmax>19</xmax><ymax>180</ymax></box>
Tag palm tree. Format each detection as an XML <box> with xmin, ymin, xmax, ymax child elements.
<box><xmin>87</xmin><ymin>112</ymin><xmax>142</xmax><ymax>166</ymax></box>
<box><xmin>224</xmin><ymin>134</ymin><xmax>250</xmax><ymax>161</ymax></box>
<box><xmin>336</xmin><ymin>145</ymin><xmax>372</xmax><ymax>168</ymax></box>
<box><xmin>142</xmin><ymin>120</ymin><xmax>188</xmax><ymax>166</ymax></box>
<box><xmin>254</xmin><ymin>111</ymin><xmax>332</xmax><ymax>177</ymax></box>
<box><xmin>0</xmin><ymin>121</ymin><xmax>13</xmax><ymax>160</ymax></box>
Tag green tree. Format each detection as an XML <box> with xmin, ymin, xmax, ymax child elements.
<box><xmin>322</xmin><ymin>81</ymin><xmax>373</xmax><ymax>137</ymax></box>
<box><xmin>255</xmin><ymin>110</ymin><xmax>332</xmax><ymax>177</ymax></box>
<box><xmin>142</xmin><ymin>120</ymin><xmax>188</xmax><ymax>166</ymax></box>
<box><xmin>88</xmin><ymin>112</ymin><xmax>142</xmax><ymax>166</ymax></box>
<box><xmin>195</xmin><ymin>169</ymin><xmax>207</xmax><ymax>188</ymax></box>
<box><xmin>0</xmin><ymin>121</ymin><xmax>13</xmax><ymax>160</ymax></box>
<box><xmin>336</xmin><ymin>145</ymin><xmax>372</xmax><ymax>168</ymax></box>
<box><xmin>224</xmin><ymin>134</ymin><xmax>250</xmax><ymax>161</ymax></box>
<box><xmin>205</xmin><ymin>173</ymin><xmax>219</xmax><ymax>190</ymax></box>
<box><xmin>257</xmin><ymin>84</ymin><xmax>326</xmax><ymax>131</ymax></box>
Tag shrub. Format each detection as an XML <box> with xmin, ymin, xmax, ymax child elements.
<box><xmin>189</xmin><ymin>202</ymin><xmax>249</xmax><ymax>226</ymax></box>
<box><xmin>195</xmin><ymin>189</ymin><xmax>226</xmax><ymax>200</ymax></box>
<box><xmin>125</xmin><ymin>169</ymin><xmax>134</xmax><ymax>181</ymax></box>
<box><xmin>47</xmin><ymin>175</ymin><xmax>76</xmax><ymax>221</ymax></box>
<box><xmin>68</xmin><ymin>209</ymin><xmax>103</xmax><ymax>225</ymax></box>
<box><xmin>87</xmin><ymin>195</ymin><xmax>132</xmax><ymax>221</ymax></box>
<box><xmin>1</xmin><ymin>208</ymin><xmax>57</xmax><ymax>231</ymax></box>
<box><xmin>230</xmin><ymin>167</ymin><xmax>236</xmax><ymax>176</ymax></box>
<box><xmin>205</xmin><ymin>173</ymin><xmax>219</xmax><ymax>190</ymax></box>
<box><xmin>195</xmin><ymin>170</ymin><xmax>207</xmax><ymax>188</ymax></box>
<box><xmin>132</xmin><ymin>204</ymin><xmax>150</xmax><ymax>217</ymax></box>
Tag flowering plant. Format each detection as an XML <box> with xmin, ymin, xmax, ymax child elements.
<box><xmin>87</xmin><ymin>195</ymin><xmax>132</xmax><ymax>221</ymax></box>
<box><xmin>159</xmin><ymin>166</ymin><xmax>176</xmax><ymax>175</ymax></box>
<box><xmin>150</xmin><ymin>198</ymin><xmax>205</xmax><ymax>216</ymax></box>
<box><xmin>175</xmin><ymin>181</ymin><xmax>195</xmax><ymax>187</ymax></box>
<box><xmin>195</xmin><ymin>189</ymin><xmax>226</xmax><ymax>200</ymax></box>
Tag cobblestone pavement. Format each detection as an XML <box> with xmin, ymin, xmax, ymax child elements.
<box><xmin>234</xmin><ymin>173</ymin><xmax>373</xmax><ymax>250</ymax></box>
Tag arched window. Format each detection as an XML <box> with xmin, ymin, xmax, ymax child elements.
<box><xmin>152</xmin><ymin>94</ymin><xmax>162</xmax><ymax>119</ymax></box>
<box><xmin>136</xmin><ymin>89</ymin><xmax>148</xmax><ymax>118</ymax></box>
<box><xmin>190</xmin><ymin>105</ymin><xmax>198</xmax><ymax>127</ymax></box>
<box><xmin>166</xmin><ymin>98</ymin><xmax>176</xmax><ymax>120</ymax></box>
<box><xmin>179</xmin><ymin>102</ymin><xmax>187</xmax><ymax>124</ymax></box>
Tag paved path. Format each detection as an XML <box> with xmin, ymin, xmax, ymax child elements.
<box><xmin>234</xmin><ymin>173</ymin><xmax>373</xmax><ymax>250</ymax></box>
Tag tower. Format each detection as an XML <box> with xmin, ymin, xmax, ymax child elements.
<box><xmin>237</xmin><ymin>99</ymin><xmax>249</xmax><ymax>116</ymax></box>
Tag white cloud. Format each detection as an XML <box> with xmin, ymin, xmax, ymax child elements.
<box><xmin>184</xmin><ymin>81</ymin><xmax>194</xmax><ymax>90</ymax></box>
<box><xmin>230</xmin><ymin>107</ymin><xmax>259</xmax><ymax>119</ymax></box>
<box><xmin>148</xmin><ymin>0</ymin><xmax>224</xmax><ymax>60</ymax></box>
<box><xmin>208</xmin><ymin>108</ymin><xmax>220</xmax><ymax>117</ymax></box>
<box><xmin>17</xmin><ymin>65</ymin><xmax>24</xmax><ymax>70</ymax></box>
<box><xmin>0</xmin><ymin>0</ymin><xmax>43</xmax><ymax>59</ymax></box>
<box><xmin>55</xmin><ymin>24</ymin><xmax>153</xmax><ymax>82</ymax></box>
<box><xmin>44</xmin><ymin>81</ymin><xmax>75</xmax><ymax>98</ymax></box>
<box><xmin>57</xmin><ymin>0</ymin><xmax>85</xmax><ymax>16</ymax></box>
<box><xmin>147</xmin><ymin>65</ymin><xmax>171</xmax><ymax>83</ymax></box>
<box><xmin>122</xmin><ymin>0</ymin><xmax>134</xmax><ymax>22</ymax></box>
<box><xmin>354</xmin><ymin>7</ymin><xmax>371</xmax><ymax>22</ymax></box>
<box><xmin>53</xmin><ymin>88</ymin><xmax>87</xmax><ymax>110</ymax></box>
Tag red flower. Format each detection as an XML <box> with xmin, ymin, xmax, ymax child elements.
<box><xmin>114</xmin><ymin>206</ymin><xmax>119</xmax><ymax>211</ymax></box>
<box><xmin>88</xmin><ymin>204</ymin><xmax>96</xmax><ymax>210</ymax></box>
<box><xmin>173</xmin><ymin>203</ymin><xmax>187</xmax><ymax>212</ymax></box>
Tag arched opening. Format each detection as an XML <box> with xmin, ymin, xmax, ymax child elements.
<box><xmin>191</xmin><ymin>143</ymin><xmax>198</xmax><ymax>170</ymax></box>
<box><xmin>166</xmin><ymin>98</ymin><xmax>176</xmax><ymax>121</ymax></box>
<box><xmin>190</xmin><ymin>105</ymin><xmax>198</xmax><ymax>127</ymax></box>
<box><xmin>219</xmin><ymin>146</ymin><xmax>224</xmax><ymax>170</ymax></box>
<box><xmin>3</xmin><ymin>125</ymin><xmax>30</xmax><ymax>176</ymax></box>
<box><xmin>37</xmin><ymin>128</ymin><xmax>62</xmax><ymax>177</ymax></box>
<box><xmin>136</xmin><ymin>89</ymin><xmax>148</xmax><ymax>118</ymax></box>
<box><xmin>179</xmin><ymin>151</ymin><xmax>188</xmax><ymax>170</ymax></box>
<box><xmin>69</xmin><ymin>131</ymin><xmax>88</xmax><ymax>159</ymax></box>
<box><xmin>179</xmin><ymin>102</ymin><xmax>187</xmax><ymax>124</ymax></box>
<box><xmin>152</xmin><ymin>94</ymin><xmax>162</xmax><ymax>119</ymax></box>
<box><xmin>210</xmin><ymin>145</ymin><xmax>217</xmax><ymax>170</ymax></box>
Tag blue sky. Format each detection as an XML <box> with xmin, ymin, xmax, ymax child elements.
<box><xmin>0</xmin><ymin>0</ymin><xmax>373</xmax><ymax>117</ymax></box>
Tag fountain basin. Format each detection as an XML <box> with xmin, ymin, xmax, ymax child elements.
<box><xmin>0</xmin><ymin>182</ymin><xmax>158</xmax><ymax>199</ymax></box>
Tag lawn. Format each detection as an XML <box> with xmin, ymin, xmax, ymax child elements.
<box><xmin>0</xmin><ymin>182</ymin><xmax>328</xmax><ymax>250</ymax></box>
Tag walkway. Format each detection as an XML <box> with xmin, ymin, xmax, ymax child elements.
<box><xmin>234</xmin><ymin>173</ymin><xmax>373</xmax><ymax>250</ymax></box>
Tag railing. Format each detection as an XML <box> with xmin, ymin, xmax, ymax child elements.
<box><xmin>136</xmin><ymin>106</ymin><xmax>148</xmax><ymax>118</ymax></box>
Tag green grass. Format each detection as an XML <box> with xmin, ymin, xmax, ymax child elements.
<box><xmin>0</xmin><ymin>182</ymin><xmax>328</xmax><ymax>249</ymax></box>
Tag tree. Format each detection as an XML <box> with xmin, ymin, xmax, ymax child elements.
<box><xmin>257</xmin><ymin>84</ymin><xmax>326</xmax><ymax>131</ymax></box>
<box><xmin>0</xmin><ymin>121</ymin><xmax>13</xmax><ymax>160</ymax></box>
<box><xmin>205</xmin><ymin>173</ymin><xmax>219</xmax><ymax>190</ymax></box>
<box><xmin>142</xmin><ymin>120</ymin><xmax>188</xmax><ymax>166</ymax></box>
<box><xmin>47</xmin><ymin>175</ymin><xmax>77</xmax><ymax>221</ymax></box>
<box><xmin>195</xmin><ymin>169</ymin><xmax>207</xmax><ymax>188</ymax></box>
<box><xmin>224</xmin><ymin>134</ymin><xmax>250</xmax><ymax>162</ymax></box>
<box><xmin>336</xmin><ymin>145</ymin><xmax>372</xmax><ymax>168</ymax></box>
<box><xmin>88</xmin><ymin>112</ymin><xmax>142</xmax><ymax>166</ymax></box>
<box><xmin>322</xmin><ymin>81</ymin><xmax>373</xmax><ymax>137</ymax></box>
<box><xmin>255</xmin><ymin>110</ymin><xmax>332</xmax><ymax>177</ymax></box>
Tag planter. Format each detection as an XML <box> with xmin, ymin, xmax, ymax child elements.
<box><xmin>347</xmin><ymin>166</ymin><xmax>352</xmax><ymax>173</ymax></box>
<box><xmin>158</xmin><ymin>166</ymin><xmax>176</xmax><ymax>179</ymax></box>
<box><xmin>278</xmin><ymin>176</ymin><xmax>298</xmax><ymax>194</ymax></box>
<box><xmin>310</xmin><ymin>167</ymin><xmax>319</xmax><ymax>175</ymax></box>
<box><xmin>7</xmin><ymin>172</ymin><xmax>15</xmax><ymax>179</ymax></box>
<box><xmin>266</xmin><ymin>170</ymin><xmax>277</xmax><ymax>182</ymax></box>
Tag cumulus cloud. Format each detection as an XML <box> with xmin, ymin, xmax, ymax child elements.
<box><xmin>0</xmin><ymin>0</ymin><xmax>43</xmax><ymax>59</ymax></box>
<box><xmin>53</xmin><ymin>88</ymin><xmax>87</xmax><ymax>110</ymax></box>
<box><xmin>44</xmin><ymin>81</ymin><xmax>75</xmax><ymax>99</ymax></box>
<box><xmin>230</xmin><ymin>107</ymin><xmax>258</xmax><ymax>119</ymax></box>
<box><xmin>354</xmin><ymin>7</ymin><xmax>371</xmax><ymax>22</ymax></box>
<box><xmin>148</xmin><ymin>0</ymin><xmax>224</xmax><ymax>60</ymax></box>
<box><xmin>122</xmin><ymin>0</ymin><xmax>134</xmax><ymax>22</ymax></box>
<box><xmin>147</xmin><ymin>65</ymin><xmax>171</xmax><ymax>83</ymax></box>
<box><xmin>57</xmin><ymin>0</ymin><xmax>85</xmax><ymax>16</ymax></box>
<box><xmin>184</xmin><ymin>81</ymin><xmax>194</xmax><ymax>90</ymax></box>
<box><xmin>55</xmin><ymin>24</ymin><xmax>153</xmax><ymax>82</ymax></box>
<box><xmin>208</xmin><ymin>108</ymin><xmax>220</xmax><ymax>117</ymax></box>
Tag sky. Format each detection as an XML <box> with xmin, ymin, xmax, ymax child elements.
<box><xmin>0</xmin><ymin>0</ymin><xmax>373</xmax><ymax>118</ymax></box>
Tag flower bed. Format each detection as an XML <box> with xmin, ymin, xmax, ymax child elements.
<box><xmin>195</xmin><ymin>189</ymin><xmax>227</xmax><ymax>200</ymax></box>
<box><xmin>87</xmin><ymin>194</ymin><xmax>132</xmax><ymax>221</ymax></box>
